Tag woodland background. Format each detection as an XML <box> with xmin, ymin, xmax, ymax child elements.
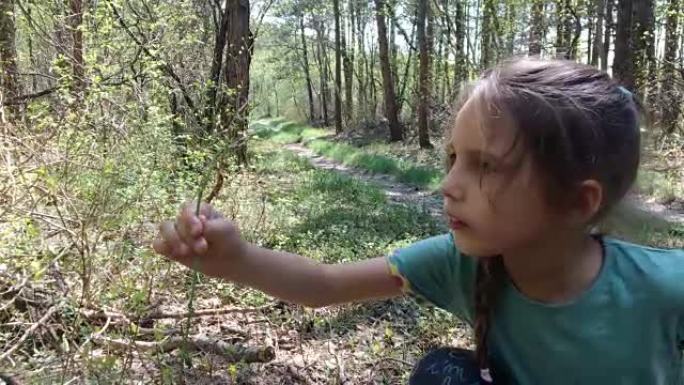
<box><xmin>0</xmin><ymin>0</ymin><xmax>682</xmax><ymax>383</ymax></box>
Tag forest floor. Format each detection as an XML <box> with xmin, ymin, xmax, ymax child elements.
<box><xmin>1</xmin><ymin>118</ymin><xmax>681</xmax><ymax>385</ymax></box>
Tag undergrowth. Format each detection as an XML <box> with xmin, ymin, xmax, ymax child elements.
<box><xmin>1</xmin><ymin>115</ymin><xmax>461</xmax><ymax>384</ymax></box>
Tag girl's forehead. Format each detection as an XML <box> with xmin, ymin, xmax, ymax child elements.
<box><xmin>450</xmin><ymin>97</ymin><xmax>518</xmax><ymax>155</ymax></box>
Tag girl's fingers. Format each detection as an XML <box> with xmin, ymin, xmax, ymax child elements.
<box><xmin>159</xmin><ymin>221</ymin><xmax>190</xmax><ymax>259</ymax></box>
<box><xmin>177</xmin><ymin>212</ymin><xmax>201</xmax><ymax>244</ymax></box>
<box><xmin>193</xmin><ymin>237</ymin><xmax>208</xmax><ymax>255</ymax></box>
<box><xmin>152</xmin><ymin>237</ymin><xmax>170</xmax><ymax>256</ymax></box>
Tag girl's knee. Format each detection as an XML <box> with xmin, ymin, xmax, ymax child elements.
<box><xmin>409</xmin><ymin>347</ymin><xmax>482</xmax><ymax>385</ymax></box>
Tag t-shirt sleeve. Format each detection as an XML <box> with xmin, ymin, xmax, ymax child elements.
<box><xmin>387</xmin><ymin>233</ymin><xmax>478</xmax><ymax>323</ymax></box>
<box><xmin>613</xmin><ymin>240</ymin><xmax>684</xmax><ymax>347</ymax></box>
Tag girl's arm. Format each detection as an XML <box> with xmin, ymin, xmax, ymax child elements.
<box><xmin>153</xmin><ymin>203</ymin><xmax>403</xmax><ymax>308</ymax></box>
<box><xmin>232</xmin><ymin>245</ymin><xmax>402</xmax><ymax>307</ymax></box>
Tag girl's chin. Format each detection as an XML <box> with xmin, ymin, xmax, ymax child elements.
<box><xmin>451</xmin><ymin>231</ymin><xmax>501</xmax><ymax>257</ymax></box>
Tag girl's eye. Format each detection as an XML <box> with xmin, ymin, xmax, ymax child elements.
<box><xmin>448</xmin><ymin>153</ymin><xmax>457</xmax><ymax>165</ymax></box>
<box><xmin>480</xmin><ymin>160</ymin><xmax>496</xmax><ymax>173</ymax></box>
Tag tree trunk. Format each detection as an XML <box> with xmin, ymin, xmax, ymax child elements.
<box><xmin>314</xmin><ymin>19</ymin><xmax>329</xmax><ymax>125</ymax></box>
<box><xmin>601</xmin><ymin>0</ymin><xmax>613</xmax><ymax>71</ymax></box>
<box><xmin>374</xmin><ymin>0</ymin><xmax>402</xmax><ymax>141</ymax></box>
<box><xmin>417</xmin><ymin>0</ymin><xmax>433</xmax><ymax>149</ymax></box>
<box><xmin>68</xmin><ymin>0</ymin><xmax>85</xmax><ymax>96</ymax></box>
<box><xmin>221</xmin><ymin>0</ymin><xmax>252</xmax><ymax>164</ymax></box>
<box><xmin>333</xmin><ymin>0</ymin><xmax>343</xmax><ymax>133</ymax></box>
<box><xmin>454</xmin><ymin>0</ymin><xmax>467</xmax><ymax>87</ymax></box>
<box><xmin>397</xmin><ymin>10</ymin><xmax>416</xmax><ymax>112</ymax></box>
<box><xmin>299</xmin><ymin>12</ymin><xmax>315</xmax><ymax>122</ymax></box>
<box><xmin>389</xmin><ymin>5</ymin><xmax>398</xmax><ymax>85</ymax></box>
<box><xmin>0</xmin><ymin>0</ymin><xmax>18</xmax><ymax>122</ymax></box>
<box><xmin>481</xmin><ymin>0</ymin><xmax>496</xmax><ymax>68</ymax></box>
<box><xmin>356</xmin><ymin>1</ymin><xmax>367</xmax><ymax>121</ymax></box>
<box><xmin>369</xmin><ymin>28</ymin><xmax>377</xmax><ymax>116</ymax></box>
<box><xmin>344</xmin><ymin>0</ymin><xmax>354</xmax><ymax>124</ymax></box>
<box><xmin>556</xmin><ymin>0</ymin><xmax>565</xmax><ymax>56</ymax></box>
<box><xmin>205</xmin><ymin>2</ymin><xmax>230</xmax><ymax>132</ymax></box>
<box><xmin>563</xmin><ymin>0</ymin><xmax>574</xmax><ymax>57</ymax></box>
<box><xmin>505</xmin><ymin>1</ymin><xmax>516</xmax><ymax>55</ymax></box>
<box><xmin>529</xmin><ymin>0</ymin><xmax>545</xmax><ymax>55</ymax></box>
<box><xmin>613</xmin><ymin>0</ymin><xmax>634</xmax><ymax>89</ymax></box>
<box><xmin>633</xmin><ymin>0</ymin><xmax>655</xmax><ymax>101</ymax></box>
<box><xmin>614</xmin><ymin>0</ymin><xmax>654</xmax><ymax>98</ymax></box>
<box><xmin>435</xmin><ymin>20</ymin><xmax>444</xmax><ymax>105</ymax></box>
<box><xmin>556</xmin><ymin>0</ymin><xmax>576</xmax><ymax>58</ymax></box>
<box><xmin>591</xmin><ymin>0</ymin><xmax>605</xmax><ymax>66</ymax></box>
<box><xmin>658</xmin><ymin>0</ymin><xmax>680</xmax><ymax>134</ymax></box>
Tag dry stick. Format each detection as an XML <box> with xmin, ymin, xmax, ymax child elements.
<box><xmin>0</xmin><ymin>304</ymin><xmax>61</xmax><ymax>362</ymax></box>
<box><xmin>179</xmin><ymin>100</ymin><xmax>251</xmax><ymax>372</ymax></box>
<box><xmin>92</xmin><ymin>335</ymin><xmax>275</xmax><ymax>363</ymax></box>
<box><xmin>81</xmin><ymin>305</ymin><xmax>269</xmax><ymax>322</ymax></box>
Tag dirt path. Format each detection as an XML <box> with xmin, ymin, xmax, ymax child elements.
<box><xmin>285</xmin><ymin>142</ymin><xmax>684</xmax><ymax>230</ymax></box>
<box><xmin>284</xmin><ymin>143</ymin><xmax>446</xmax><ymax>228</ymax></box>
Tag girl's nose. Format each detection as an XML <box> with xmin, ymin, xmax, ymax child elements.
<box><xmin>441</xmin><ymin>167</ymin><xmax>465</xmax><ymax>202</ymax></box>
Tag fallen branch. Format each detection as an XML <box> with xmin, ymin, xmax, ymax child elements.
<box><xmin>0</xmin><ymin>304</ymin><xmax>61</xmax><ymax>362</ymax></box>
<box><xmin>92</xmin><ymin>334</ymin><xmax>275</xmax><ymax>363</ymax></box>
<box><xmin>82</xmin><ymin>304</ymin><xmax>270</xmax><ymax>323</ymax></box>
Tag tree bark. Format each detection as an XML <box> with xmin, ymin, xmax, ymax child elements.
<box><xmin>454</xmin><ymin>0</ymin><xmax>467</xmax><ymax>87</ymax></box>
<box><xmin>633</xmin><ymin>0</ymin><xmax>655</xmax><ymax>101</ymax></box>
<box><xmin>529</xmin><ymin>0</ymin><xmax>545</xmax><ymax>55</ymax></box>
<box><xmin>0</xmin><ymin>0</ymin><xmax>19</xmax><ymax>122</ymax></box>
<box><xmin>356</xmin><ymin>1</ymin><xmax>367</xmax><ymax>121</ymax></box>
<box><xmin>344</xmin><ymin>0</ymin><xmax>354</xmax><ymax>124</ymax></box>
<box><xmin>221</xmin><ymin>0</ymin><xmax>252</xmax><ymax>164</ymax></box>
<box><xmin>481</xmin><ymin>0</ymin><xmax>496</xmax><ymax>68</ymax></box>
<box><xmin>614</xmin><ymin>0</ymin><xmax>654</xmax><ymax>99</ymax></box>
<box><xmin>505</xmin><ymin>1</ymin><xmax>516</xmax><ymax>55</ymax></box>
<box><xmin>658</xmin><ymin>0</ymin><xmax>680</xmax><ymax>134</ymax></box>
<box><xmin>417</xmin><ymin>0</ymin><xmax>433</xmax><ymax>148</ymax></box>
<box><xmin>68</xmin><ymin>0</ymin><xmax>85</xmax><ymax>95</ymax></box>
<box><xmin>601</xmin><ymin>0</ymin><xmax>613</xmax><ymax>71</ymax></box>
<box><xmin>299</xmin><ymin>12</ymin><xmax>315</xmax><ymax>122</ymax></box>
<box><xmin>591</xmin><ymin>0</ymin><xmax>605</xmax><ymax>66</ymax></box>
<box><xmin>333</xmin><ymin>0</ymin><xmax>343</xmax><ymax>133</ymax></box>
<box><xmin>563</xmin><ymin>0</ymin><xmax>574</xmax><ymax>57</ymax></box>
<box><xmin>613</xmin><ymin>0</ymin><xmax>634</xmax><ymax>89</ymax></box>
<box><xmin>205</xmin><ymin>2</ymin><xmax>230</xmax><ymax>131</ymax></box>
<box><xmin>314</xmin><ymin>19</ymin><xmax>329</xmax><ymax>125</ymax></box>
<box><xmin>374</xmin><ymin>0</ymin><xmax>402</xmax><ymax>141</ymax></box>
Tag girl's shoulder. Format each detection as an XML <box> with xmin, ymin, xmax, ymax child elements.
<box><xmin>604</xmin><ymin>236</ymin><xmax>684</xmax><ymax>304</ymax></box>
<box><xmin>604</xmin><ymin>236</ymin><xmax>684</xmax><ymax>262</ymax></box>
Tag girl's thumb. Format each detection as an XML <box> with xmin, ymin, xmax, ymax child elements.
<box><xmin>202</xmin><ymin>218</ymin><xmax>238</xmax><ymax>242</ymax></box>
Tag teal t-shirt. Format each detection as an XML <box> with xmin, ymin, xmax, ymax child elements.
<box><xmin>388</xmin><ymin>233</ymin><xmax>684</xmax><ymax>384</ymax></box>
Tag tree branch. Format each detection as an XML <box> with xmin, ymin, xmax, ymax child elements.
<box><xmin>92</xmin><ymin>334</ymin><xmax>275</xmax><ymax>362</ymax></box>
<box><xmin>105</xmin><ymin>0</ymin><xmax>198</xmax><ymax>116</ymax></box>
<box><xmin>0</xmin><ymin>304</ymin><xmax>61</xmax><ymax>363</ymax></box>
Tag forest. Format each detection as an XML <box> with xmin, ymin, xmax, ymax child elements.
<box><xmin>0</xmin><ymin>0</ymin><xmax>683</xmax><ymax>383</ymax></box>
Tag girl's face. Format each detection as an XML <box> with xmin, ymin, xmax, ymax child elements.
<box><xmin>442</xmin><ymin>96</ymin><xmax>562</xmax><ymax>257</ymax></box>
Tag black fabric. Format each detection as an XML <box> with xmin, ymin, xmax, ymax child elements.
<box><xmin>409</xmin><ymin>347</ymin><xmax>488</xmax><ymax>385</ymax></box>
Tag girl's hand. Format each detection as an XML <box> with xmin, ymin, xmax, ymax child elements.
<box><xmin>153</xmin><ymin>201</ymin><xmax>247</xmax><ymax>279</ymax></box>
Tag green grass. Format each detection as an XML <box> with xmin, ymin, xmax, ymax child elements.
<box><xmin>636</xmin><ymin>169</ymin><xmax>681</xmax><ymax>204</ymax></box>
<box><xmin>307</xmin><ymin>139</ymin><xmax>443</xmax><ymax>190</ymax></box>
<box><xmin>249</xmin><ymin>140</ymin><xmax>443</xmax><ymax>263</ymax></box>
<box><xmin>251</xmin><ymin>119</ymin><xmax>444</xmax><ymax>190</ymax></box>
<box><xmin>249</xmin><ymin>118</ymin><xmax>328</xmax><ymax>143</ymax></box>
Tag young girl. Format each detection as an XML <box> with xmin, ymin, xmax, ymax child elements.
<box><xmin>153</xmin><ymin>59</ymin><xmax>684</xmax><ymax>384</ymax></box>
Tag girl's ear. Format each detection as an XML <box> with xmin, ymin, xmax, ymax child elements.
<box><xmin>568</xmin><ymin>179</ymin><xmax>603</xmax><ymax>225</ymax></box>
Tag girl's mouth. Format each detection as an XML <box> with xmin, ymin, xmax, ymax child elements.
<box><xmin>448</xmin><ymin>216</ymin><xmax>469</xmax><ymax>230</ymax></box>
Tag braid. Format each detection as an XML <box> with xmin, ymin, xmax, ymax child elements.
<box><xmin>474</xmin><ymin>255</ymin><xmax>506</xmax><ymax>382</ymax></box>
